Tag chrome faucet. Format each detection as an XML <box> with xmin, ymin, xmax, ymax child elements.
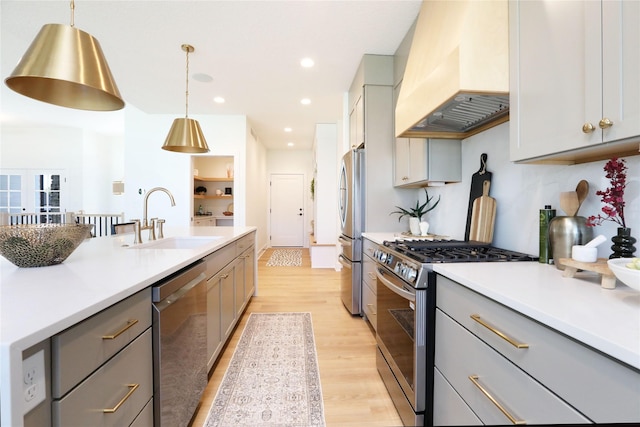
<box><xmin>134</xmin><ymin>187</ymin><xmax>176</xmax><ymax>244</ymax></box>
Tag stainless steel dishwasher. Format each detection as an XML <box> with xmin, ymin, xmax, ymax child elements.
<box><xmin>152</xmin><ymin>260</ymin><xmax>207</xmax><ymax>427</ymax></box>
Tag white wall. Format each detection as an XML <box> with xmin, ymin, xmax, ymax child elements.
<box><xmin>245</xmin><ymin>126</ymin><xmax>269</xmax><ymax>252</ymax></box>
<box><xmin>0</xmin><ymin>126</ymin><xmax>123</xmax><ymax>213</ymax></box>
<box><xmin>414</xmin><ymin>122</ymin><xmax>639</xmax><ymax>259</ymax></box>
<box><xmin>122</xmin><ymin>107</ymin><xmax>252</xmax><ymax>227</ymax></box>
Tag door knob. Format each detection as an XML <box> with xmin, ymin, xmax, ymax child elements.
<box><xmin>599</xmin><ymin>118</ymin><xmax>613</xmax><ymax>129</ymax></box>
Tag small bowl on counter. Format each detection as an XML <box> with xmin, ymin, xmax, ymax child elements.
<box><xmin>607</xmin><ymin>258</ymin><xmax>640</xmax><ymax>291</ymax></box>
<box><xmin>0</xmin><ymin>224</ymin><xmax>93</xmax><ymax>268</ymax></box>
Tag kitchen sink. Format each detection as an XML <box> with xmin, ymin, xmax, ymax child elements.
<box><xmin>128</xmin><ymin>236</ymin><xmax>222</xmax><ymax>250</ymax></box>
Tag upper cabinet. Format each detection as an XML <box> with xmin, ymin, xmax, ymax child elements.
<box><xmin>394</xmin><ymin>138</ymin><xmax>461</xmax><ymax>188</ymax></box>
<box><xmin>509</xmin><ymin>0</ymin><xmax>640</xmax><ymax>164</ymax></box>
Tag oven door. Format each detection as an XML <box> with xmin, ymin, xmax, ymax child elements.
<box><xmin>376</xmin><ymin>266</ymin><xmax>434</xmax><ymax>415</ymax></box>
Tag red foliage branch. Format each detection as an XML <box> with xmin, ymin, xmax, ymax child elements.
<box><xmin>586</xmin><ymin>157</ymin><xmax>627</xmax><ymax>228</ymax></box>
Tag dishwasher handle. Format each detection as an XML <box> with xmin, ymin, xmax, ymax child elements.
<box><xmin>152</xmin><ymin>260</ymin><xmax>206</xmax><ymax>302</ymax></box>
<box><xmin>153</xmin><ymin>271</ymin><xmax>206</xmax><ymax>313</ymax></box>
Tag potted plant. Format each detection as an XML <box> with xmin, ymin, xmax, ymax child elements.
<box><xmin>391</xmin><ymin>188</ymin><xmax>440</xmax><ymax>235</ymax></box>
<box><xmin>586</xmin><ymin>157</ymin><xmax>636</xmax><ymax>258</ymax></box>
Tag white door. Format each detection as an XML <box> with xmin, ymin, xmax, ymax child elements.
<box><xmin>270</xmin><ymin>174</ymin><xmax>304</xmax><ymax>247</ymax></box>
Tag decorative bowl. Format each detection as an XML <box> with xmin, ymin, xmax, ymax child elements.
<box><xmin>0</xmin><ymin>224</ymin><xmax>93</xmax><ymax>268</ymax></box>
<box><xmin>607</xmin><ymin>258</ymin><xmax>640</xmax><ymax>291</ymax></box>
<box><xmin>222</xmin><ymin>211</ymin><xmax>233</xmax><ymax>216</ymax></box>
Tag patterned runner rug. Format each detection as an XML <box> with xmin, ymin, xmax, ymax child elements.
<box><xmin>203</xmin><ymin>312</ymin><xmax>325</xmax><ymax>427</ymax></box>
<box><xmin>266</xmin><ymin>249</ymin><xmax>302</xmax><ymax>266</ymax></box>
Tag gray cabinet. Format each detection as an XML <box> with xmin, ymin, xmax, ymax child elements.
<box><xmin>435</xmin><ymin>274</ymin><xmax>640</xmax><ymax>424</ymax></box>
<box><xmin>509</xmin><ymin>0</ymin><xmax>640</xmax><ymax>164</ymax></box>
<box><xmin>348</xmin><ymin>54</ymin><xmax>412</xmax><ymax>232</ymax></box>
<box><xmin>51</xmin><ymin>289</ymin><xmax>153</xmax><ymax>427</ymax></box>
<box><xmin>220</xmin><ymin>262</ymin><xmax>237</xmax><ymax>342</ymax></box>
<box><xmin>206</xmin><ymin>274</ymin><xmax>222</xmax><ymax>371</ymax></box>
<box><xmin>203</xmin><ymin>231</ymin><xmax>256</xmax><ymax>371</ymax></box>
<box><xmin>393</xmin><ymin>138</ymin><xmax>461</xmax><ymax>188</ymax></box>
<box><xmin>361</xmin><ymin>237</ymin><xmax>377</xmax><ymax>331</ymax></box>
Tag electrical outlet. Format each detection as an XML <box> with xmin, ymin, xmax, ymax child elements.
<box><xmin>22</xmin><ymin>350</ymin><xmax>46</xmax><ymax>414</ymax></box>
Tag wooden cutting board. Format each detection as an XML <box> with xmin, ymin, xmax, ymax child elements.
<box><xmin>464</xmin><ymin>153</ymin><xmax>492</xmax><ymax>241</ymax></box>
<box><xmin>469</xmin><ymin>180</ymin><xmax>496</xmax><ymax>243</ymax></box>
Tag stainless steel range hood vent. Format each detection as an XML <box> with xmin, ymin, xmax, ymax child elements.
<box><xmin>396</xmin><ymin>0</ymin><xmax>509</xmax><ymax>139</ymax></box>
<box><xmin>409</xmin><ymin>93</ymin><xmax>509</xmax><ymax>134</ymax></box>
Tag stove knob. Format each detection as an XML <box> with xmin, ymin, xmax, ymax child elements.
<box><xmin>405</xmin><ymin>268</ymin><xmax>417</xmax><ymax>282</ymax></box>
<box><xmin>394</xmin><ymin>263</ymin><xmax>403</xmax><ymax>275</ymax></box>
<box><xmin>379</xmin><ymin>252</ymin><xmax>387</xmax><ymax>263</ymax></box>
<box><xmin>386</xmin><ymin>255</ymin><xmax>393</xmax><ymax>265</ymax></box>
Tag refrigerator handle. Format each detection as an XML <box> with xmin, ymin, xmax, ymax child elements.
<box><xmin>338</xmin><ymin>236</ymin><xmax>352</xmax><ymax>247</ymax></box>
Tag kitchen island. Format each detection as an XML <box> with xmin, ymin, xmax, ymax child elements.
<box><xmin>0</xmin><ymin>225</ymin><xmax>256</xmax><ymax>427</ymax></box>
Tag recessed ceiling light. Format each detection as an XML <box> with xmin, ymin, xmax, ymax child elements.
<box><xmin>287</xmin><ymin>142</ymin><xmax>294</xmax><ymax>147</ymax></box>
<box><xmin>300</xmin><ymin>98</ymin><xmax>311</xmax><ymax>105</ymax></box>
<box><xmin>284</xmin><ymin>127</ymin><xmax>292</xmax><ymax>132</ymax></box>
<box><xmin>300</xmin><ymin>58</ymin><xmax>314</xmax><ymax>68</ymax></box>
<box><xmin>213</xmin><ymin>96</ymin><xmax>225</xmax><ymax>103</ymax></box>
<box><xmin>192</xmin><ymin>73</ymin><xmax>213</xmax><ymax>82</ymax></box>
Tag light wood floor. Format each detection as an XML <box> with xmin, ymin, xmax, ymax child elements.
<box><xmin>191</xmin><ymin>248</ymin><xmax>403</xmax><ymax>426</ymax></box>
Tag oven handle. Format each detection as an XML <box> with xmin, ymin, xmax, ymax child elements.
<box><xmin>376</xmin><ymin>268</ymin><xmax>415</xmax><ymax>303</ymax></box>
<box><xmin>338</xmin><ymin>254</ymin><xmax>351</xmax><ymax>269</ymax></box>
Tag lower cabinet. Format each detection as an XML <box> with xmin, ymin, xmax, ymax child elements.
<box><xmin>362</xmin><ymin>238</ymin><xmax>377</xmax><ymax>331</ymax></box>
<box><xmin>204</xmin><ymin>231</ymin><xmax>256</xmax><ymax>371</ymax></box>
<box><xmin>435</xmin><ymin>274</ymin><xmax>640</xmax><ymax>425</ymax></box>
<box><xmin>51</xmin><ymin>289</ymin><xmax>153</xmax><ymax>427</ymax></box>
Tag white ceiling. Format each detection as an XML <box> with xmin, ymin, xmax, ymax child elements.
<box><xmin>0</xmin><ymin>0</ymin><xmax>421</xmax><ymax>150</ymax></box>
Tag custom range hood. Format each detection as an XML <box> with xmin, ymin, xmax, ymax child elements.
<box><xmin>396</xmin><ymin>0</ymin><xmax>509</xmax><ymax>139</ymax></box>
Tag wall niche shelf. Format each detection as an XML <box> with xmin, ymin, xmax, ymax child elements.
<box><xmin>193</xmin><ymin>156</ymin><xmax>234</xmax><ymax>226</ymax></box>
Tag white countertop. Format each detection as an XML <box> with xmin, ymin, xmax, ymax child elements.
<box><xmin>433</xmin><ymin>262</ymin><xmax>640</xmax><ymax>370</ymax></box>
<box><xmin>0</xmin><ymin>225</ymin><xmax>255</xmax><ymax>427</ymax></box>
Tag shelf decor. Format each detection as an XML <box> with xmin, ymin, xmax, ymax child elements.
<box><xmin>586</xmin><ymin>157</ymin><xmax>636</xmax><ymax>258</ymax></box>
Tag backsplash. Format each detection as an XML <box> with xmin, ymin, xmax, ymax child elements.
<box><xmin>419</xmin><ymin>122</ymin><xmax>639</xmax><ymax>259</ymax></box>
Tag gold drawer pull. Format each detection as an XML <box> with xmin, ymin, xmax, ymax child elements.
<box><xmin>469</xmin><ymin>375</ymin><xmax>525</xmax><ymax>425</ymax></box>
<box><xmin>470</xmin><ymin>314</ymin><xmax>529</xmax><ymax>349</ymax></box>
<box><xmin>102</xmin><ymin>319</ymin><xmax>139</xmax><ymax>340</ymax></box>
<box><xmin>103</xmin><ymin>383</ymin><xmax>139</xmax><ymax>413</ymax></box>
<box><xmin>367</xmin><ymin>272</ymin><xmax>376</xmax><ymax>280</ymax></box>
<box><xmin>366</xmin><ymin>303</ymin><xmax>377</xmax><ymax>315</ymax></box>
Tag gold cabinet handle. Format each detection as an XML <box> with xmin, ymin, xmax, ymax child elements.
<box><xmin>469</xmin><ymin>375</ymin><xmax>525</xmax><ymax>425</ymax></box>
<box><xmin>103</xmin><ymin>383</ymin><xmax>139</xmax><ymax>413</ymax></box>
<box><xmin>599</xmin><ymin>117</ymin><xmax>613</xmax><ymax>129</ymax></box>
<box><xmin>367</xmin><ymin>272</ymin><xmax>376</xmax><ymax>280</ymax></box>
<box><xmin>582</xmin><ymin>122</ymin><xmax>595</xmax><ymax>133</ymax></box>
<box><xmin>470</xmin><ymin>314</ymin><xmax>529</xmax><ymax>349</ymax></box>
<box><xmin>102</xmin><ymin>319</ymin><xmax>138</xmax><ymax>340</ymax></box>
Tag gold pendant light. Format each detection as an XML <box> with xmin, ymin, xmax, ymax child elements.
<box><xmin>162</xmin><ymin>44</ymin><xmax>210</xmax><ymax>153</ymax></box>
<box><xmin>4</xmin><ymin>0</ymin><xmax>124</xmax><ymax>111</ymax></box>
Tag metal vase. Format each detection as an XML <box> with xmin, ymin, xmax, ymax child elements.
<box><xmin>548</xmin><ymin>216</ymin><xmax>593</xmax><ymax>270</ymax></box>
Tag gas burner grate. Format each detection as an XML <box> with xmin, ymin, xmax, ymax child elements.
<box><xmin>384</xmin><ymin>240</ymin><xmax>537</xmax><ymax>263</ymax></box>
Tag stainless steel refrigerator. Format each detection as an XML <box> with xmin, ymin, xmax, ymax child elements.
<box><xmin>338</xmin><ymin>148</ymin><xmax>364</xmax><ymax>315</ymax></box>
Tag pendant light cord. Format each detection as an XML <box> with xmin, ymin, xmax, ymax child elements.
<box><xmin>185</xmin><ymin>47</ymin><xmax>190</xmax><ymax>118</ymax></box>
<box><xmin>70</xmin><ymin>0</ymin><xmax>75</xmax><ymax>27</ymax></box>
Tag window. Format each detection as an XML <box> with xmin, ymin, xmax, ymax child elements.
<box><xmin>0</xmin><ymin>170</ymin><xmax>66</xmax><ymax>224</ymax></box>
<box><xmin>0</xmin><ymin>174</ymin><xmax>23</xmax><ymax>214</ymax></box>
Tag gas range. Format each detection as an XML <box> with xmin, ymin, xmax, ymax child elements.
<box><xmin>373</xmin><ymin>239</ymin><xmax>537</xmax><ymax>289</ymax></box>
